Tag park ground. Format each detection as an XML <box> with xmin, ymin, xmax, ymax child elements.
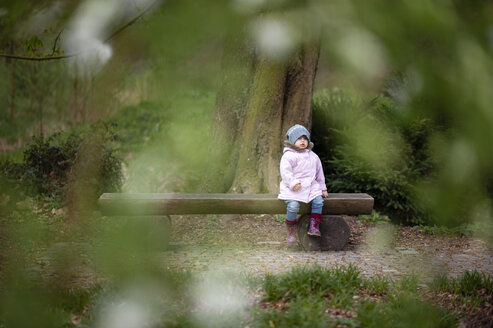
<box><xmin>167</xmin><ymin>215</ymin><xmax>493</xmax><ymax>279</ymax></box>
<box><xmin>165</xmin><ymin>215</ymin><xmax>493</xmax><ymax>326</ymax></box>
<box><xmin>2</xmin><ymin>206</ymin><xmax>493</xmax><ymax>327</ymax></box>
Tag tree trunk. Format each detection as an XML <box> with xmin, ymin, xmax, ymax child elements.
<box><xmin>204</xmin><ymin>39</ymin><xmax>320</xmax><ymax>194</ymax></box>
<box><xmin>199</xmin><ymin>36</ymin><xmax>255</xmax><ymax>192</ymax></box>
<box><xmin>37</xmin><ymin>62</ymin><xmax>43</xmax><ymax>137</ymax></box>
<box><xmin>9</xmin><ymin>43</ymin><xmax>16</xmax><ymax>125</ymax></box>
<box><xmin>38</xmin><ymin>98</ymin><xmax>44</xmax><ymax>137</ymax></box>
<box><xmin>230</xmin><ymin>57</ymin><xmax>287</xmax><ymax>193</ymax></box>
<box><xmin>80</xmin><ymin>65</ymin><xmax>88</xmax><ymax>123</ymax></box>
<box><xmin>72</xmin><ymin>62</ymin><xmax>78</xmax><ymax>126</ymax></box>
<box><xmin>282</xmin><ymin>41</ymin><xmax>320</xmax><ymax>133</ymax></box>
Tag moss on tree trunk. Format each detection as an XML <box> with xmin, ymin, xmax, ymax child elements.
<box><xmin>282</xmin><ymin>41</ymin><xmax>320</xmax><ymax>133</ymax></box>
<box><xmin>230</xmin><ymin>57</ymin><xmax>287</xmax><ymax>193</ymax></box>
<box><xmin>204</xmin><ymin>38</ymin><xmax>320</xmax><ymax>194</ymax></box>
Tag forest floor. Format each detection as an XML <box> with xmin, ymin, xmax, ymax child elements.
<box><xmin>8</xmin><ymin>212</ymin><xmax>492</xmax><ymax>327</ymax></box>
<box><xmin>166</xmin><ymin>214</ymin><xmax>493</xmax><ymax>279</ymax></box>
<box><xmin>165</xmin><ymin>215</ymin><xmax>493</xmax><ymax>327</ymax></box>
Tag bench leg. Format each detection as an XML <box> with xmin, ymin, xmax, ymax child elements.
<box><xmin>297</xmin><ymin>214</ymin><xmax>350</xmax><ymax>251</ymax></box>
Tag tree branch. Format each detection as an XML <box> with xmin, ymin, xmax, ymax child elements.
<box><xmin>50</xmin><ymin>29</ymin><xmax>63</xmax><ymax>56</ymax></box>
<box><xmin>0</xmin><ymin>0</ymin><xmax>159</xmax><ymax>61</ymax></box>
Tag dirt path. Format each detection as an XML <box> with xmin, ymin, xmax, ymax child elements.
<box><xmin>164</xmin><ymin>215</ymin><xmax>493</xmax><ymax>281</ymax></box>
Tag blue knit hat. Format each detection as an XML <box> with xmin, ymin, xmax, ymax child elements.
<box><xmin>286</xmin><ymin>124</ymin><xmax>310</xmax><ymax>145</ymax></box>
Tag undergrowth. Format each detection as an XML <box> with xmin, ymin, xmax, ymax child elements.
<box><xmin>359</xmin><ymin>211</ymin><xmax>391</xmax><ymax>224</ymax></box>
<box><xmin>253</xmin><ymin>265</ymin><xmax>457</xmax><ymax>328</ymax></box>
<box><xmin>413</xmin><ymin>224</ymin><xmax>472</xmax><ymax>236</ymax></box>
<box><xmin>0</xmin><ymin>122</ymin><xmax>123</xmax><ymax>209</ymax></box>
<box><xmin>3</xmin><ymin>253</ymin><xmax>488</xmax><ymax>328</ymax></box>
<box><xmin>430</xmin><ymin>270</ymin><xmax>493</xmax><ymax>311</ymax></box>
<box><xmin>312</xmin><ymin>89</ymin><xmax>437</xmax><ymax>226</ymax></box>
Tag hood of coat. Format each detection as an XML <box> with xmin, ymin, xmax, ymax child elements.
<box><xmin>283</xmin><ymin>140</ymin><xmax>314</xmax><ymax>153</ymax></box>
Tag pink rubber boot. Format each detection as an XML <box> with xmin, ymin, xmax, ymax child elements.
<box><xmin>286</xmin><ymin>222</ymin><xmax>297</xmax><ymax>244</ymax></box>
<box><xmin>307</xmin><ymin>213</ymin><xmax>322</xmax><ymax>237</ymax></box>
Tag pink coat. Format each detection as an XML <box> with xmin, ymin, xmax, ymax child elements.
<box><xmin>278</xmin><ymin>146</ymin><xmax>327</xmax><ymax>203</ymax></box>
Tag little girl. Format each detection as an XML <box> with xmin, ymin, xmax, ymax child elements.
<box><xmin>278</xmin><ymin>124</ymin><xmax>328</xmax><ymax>244</ymax></box>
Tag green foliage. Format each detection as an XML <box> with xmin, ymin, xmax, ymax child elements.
<box><xmin>108</xmin><ymin>100</ymin><xmax>170</xmax><ymax>154</ymax></box>
<box><xmin>253</xmin><ymin>265</ymin><xmax>456</xmax><ymax>328</ymax></box>
<box><xmin>362</xmin><ymin>275</ymin><xmax>419</xmax><ymax>295</ymax></box>
<box><xmin>207</xmin><ymin>215</ymin><xmax>219</xmax><ymax>223</ymax></box>
<box><xmin>263</xmin><ymin>264</ymin><xmax>361</xmax><ymax>305</ymax></box>
<box><xmin>397</xmin><ymin>275</ymin><xmax>419</xmax><ymax>293</ymax></box>
<box><xmin>359</xmin><ymin>210</ymin><xmax>391</xmax><ymax>224</ymax></box>
<box><xmin>413</xmin><ymin>224</ymin><xmax>471</xmax><ymax>236</ymax></box>
<box><xmin>257</xmin><ymin>265</ymin><xmax>362</xmax><ymax>328</ymax></box>
<box><xmin>23</xmin><ymin>35</ymin><xmax>43</xmax><ymax>55</ymax></box>
<box><xmin>457</xmin><ymin>271</ymin><xmax>493</xmax><ymax>296</ymax></box>
<box><xmin>253</xmin><ymin>295</ymin><xmax>331</xmax><ymax>328</ymax></box>
<box><xmin>52</xmin><ymin>285</ymin><xmax>103</xmax><ymax>314</ymax></box>
<box><xmin>272</xmin><ymin>215</ymin><xmax>285</xmax><ymax>224</ymax></box>
<box><xmin>110</xmin><ymin>93</ymin><xmax>214</xmax><ymax>193</ymax></box>
<box><xmin>312</xmin><ymin>89</ymin><xmax>438</xmax><ymax>225</ymax></box>
<box><xmin>0</xmin><ymin>122</ymin><xmax>123</xmax><ymax>206</ymax></box>
<box><xmin>357</xmin><ymin>293</ymin><xmax>457</xmax><ymax>328</ymax></box>
<box><xmin>430</xmin><ymin>270</ymin><xmax>493</xmax><ymax>302</ymax></box>
<box><xmin>21</xmin><ymin>133</ymin><xmax>80</xmax><ymax>197</ymax></box>
<box><xmin>362</xmin><ymin>276</ymin><xmax>391</xmax><ymax>295</ymax></box>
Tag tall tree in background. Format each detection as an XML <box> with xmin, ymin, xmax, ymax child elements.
<box><xmin>202</xmin><ymin>6</ymin><xmax>320</xmax><ymax>194</ymax></box>
<box><xmin>230</xmin><ymin>41</ymin><xmax>319</xmax><ymax>193</ymax></box>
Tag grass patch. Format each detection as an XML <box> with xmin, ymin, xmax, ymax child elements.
<box><xmin>207</xmin><ymin>215</ymin><xmax>219</xmax><ymax>223</ymax></box>
<box><xmin>357</xmin><ymin>293</ymin><xmax>457</xmax><ymax>328</ymax></box>
<box><xmin>430</xmin><ymin>270</ymin><xmax>493</xmax><ymax>296</ymax></box>
<box><xmin>362</xmin><ymin>276</ymin><xmax>391</xmax><ymax>295</ymax></box>
<box><xmin>359</xmin><ymin>211</ymin><xmax>391</xmax><ymax>224</ymax></box>
<box><xmin>263</xmin><ymin>264</ymin><xmax>361</xmax><ymax>306</ymax></box>
<box><xmin>430</xmin><ymin>270</ymin><xmax>493</xmax><ymax>311</ymax></box>
<box><xmin>413</xmin><ymin>224</ymin><xmax>471</xmax><ymax>236</ymax></box>
<box><xmin>254</xmin><ymin>265</ymin><xmax>457</xmax><ymax>328</ymax></box>
<box><xmin>272</xmin><ymin>215</ymin><xmax>285</xmax><ymax>224</ymax></box>
<box><xmin>253</xmin><ymin>295</ymin><xmax>331</xmax><ymax>328</ymax></box>
<box><xmin>398</xmin><ymin>275</ymin><xmax>419</xmax><ymax>293</ymax></box>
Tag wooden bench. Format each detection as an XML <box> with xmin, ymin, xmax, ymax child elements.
<box><xmin>98</xmin><ymin>193</ymin><xmax>374</xmax><ymax>251</ymax></box>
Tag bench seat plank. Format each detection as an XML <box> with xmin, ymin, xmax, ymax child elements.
<box><xmin>98</xmin><ymin>193</ymin><xmax>374</xmax><ymax>216</ymax></box>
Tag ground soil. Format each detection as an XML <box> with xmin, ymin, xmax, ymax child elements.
<box><xmin>16</xmin><ymin>213</ymin><xmax>491</xmax><ymax>327</ymax></box>
<box><xmin>168</xmin><ymin>214</ymin><xmax>493</xmax><ymax>327</ymax></box>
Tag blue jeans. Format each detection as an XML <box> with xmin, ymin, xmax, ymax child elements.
<box><xmin>284</xmin><ymin>195</ymin><xmax>324</xmax><ymax>224</ymax></box>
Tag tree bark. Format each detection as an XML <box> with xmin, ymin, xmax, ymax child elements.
<box><xmin>72</xmin><ymin>62</ymin><xmax>78</xmax><ymax>126</ymax></box>
<box><xmin>282</xmin><ymin>41</ymin><xmax>320</xmax><ymax>134</ymax></box>
<box><xmin>37</xmin><ymin>62</ymin><xmax>43</xmax><ymax>137</ymax></box>
<box><xmin>204</xmin><ymin>41</ymin><xmax>320</xmax><ymax>194</ymax></box>
<box><xmin>80</xmin><ymin>66</ymin><xmax>87</xmax><ymax>123</ymax></box>
<box><xmin>202</xmin><ymin>8</ymin><xmax>321</xmax><ymax>194</ymax></box>
<box><xmin>230</xmin><ymin>57</ymin><xmax>287</xmax><ymax>193</ymax></box>
<box><xmin>9</xmin><ymin>43</ymin><xmax>16</xmax><ymax>125</ymax></box>
<box><xmin>38</xmin><ymin>97</ymin><xmax>44</xmax><ymax>137</ymax></box>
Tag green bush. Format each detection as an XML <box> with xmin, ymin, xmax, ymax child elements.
<box><xmin>0</xmin><ymin>122</ymin><xmax>123</xmax><ymax>207</ymax></box>
<box><xmin>108</xmin><ymin>100</ymin><xmax>170</xmax><ymax>154</ymax></box>
<box><xmin>21</xmin><ymin>133</ymin><xmax>81</xmax><ymax>198</ymax></box>
<box><xmin>312</xmin><ymin>89</ymin><xmax>438</xmax><ymax>225</ymax></box>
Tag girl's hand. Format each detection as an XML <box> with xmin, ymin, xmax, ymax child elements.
<box><xmin>292</xmin><ymin>183</ymin><xmax>301</xmax><ymax>191</ymax></box>
<box><xmin>322</xmin><ymin>190</ymin><xmax>329</xmax><ymax>198</ymax></box>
